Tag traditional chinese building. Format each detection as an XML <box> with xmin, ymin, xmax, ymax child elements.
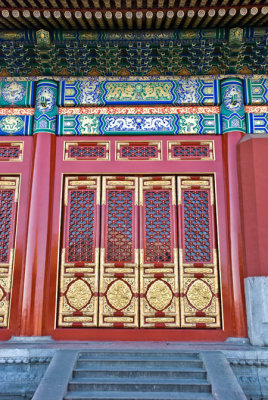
<box><xmin>0</xmin><ymin>2</ymin><xmax>267</xmax><ymax>399</ymax></box>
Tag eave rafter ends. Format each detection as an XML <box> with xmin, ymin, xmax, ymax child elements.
<box><xmin>0</xmin><ymin>2</ymin><xmax>267</xmax><ymax>30</ymax></box>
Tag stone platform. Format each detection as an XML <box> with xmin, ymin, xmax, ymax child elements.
<box><xmin>0</xmin><ymin>338</ymin><xmax>267</xmax><ymax>400</ymax></box>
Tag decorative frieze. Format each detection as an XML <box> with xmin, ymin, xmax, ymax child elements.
<box><xmin>57</xmin><ymin>109</ymin><xmax>221</xmax><ymax>135</ymax></box>
<box><xmin>0</xmin><ymin>81</ymin><xmax>34</xmax><ymax>107</ymax></box>
<box><xmin>0</xmin><ymin>116</ymin><xmax>32</xmax><ymax>136</ymax></box>
<box><xmin>58</xmin><ymin>78</ymin><xmax>220</xmax><ymax>107</ymax></box>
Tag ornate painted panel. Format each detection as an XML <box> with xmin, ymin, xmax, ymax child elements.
<box><xmin>99</xmin><ymin>176</ymin><xmax>139</xmax><ymax>328</ymax></box>
<box><xmin>168</xmin><ymin>141</ymin><xmax>214</xmax><ymax>161</ymax></box>
<box><xmin>0</xmin><ymin>116</ymin><xmax>32</xmax><ymax>136</ymax></box>
<box><xmin>139</xmin><ymin>176</ymin><xmax>179</xmax><ymax>328</ymax></box>
<box><xmin>220</xmin><ymin>78</ymin><xmax>246</xmax><ymax>134</ymax></box>
<box><xmin>0</xmin><ymin>176</ymin><xmax>20</xmax><ymax>328</ymax></box>
<box><xmin>244</xmin><ymin>78</ymin><xmax>268</xmax><ymax>105</ymax></box>
<box><xmin>33</xmin><ymin>80</ymin><xmax>58</xmax><ymax>135</ymax></box>
<box><xmin>246</xmin><ymin>113</ymin><xmax>268</xmax><ymax>134</ymax></box>
<box><xmin>58</xmin><ymin>78</ymin><xmax>220</xmax><ymax>106</ymax></box>
<box><xmin>57</xmin><ymin>176</ymin><xmax>100</xmax><ymax>327</ymax></box>
<box><xmin>64</xmin><ymin>142</ymin><xmax>110</xmax><ymax>161</ymax></box>
<box><xmin>116</xmin><ymin>141</ymin><xmax>161</xmax><ymax>161</ymax></box>
<box><xmin>0</xmin><ymin>81</ymin><xmax>34</xmax><ymax>107</ymax></box>
<box><xmin>0</xmin><ymin>142</ymin><xmax>23</xmax><ymax>161</ymax></box>
<box><xmin>177</xmin><ymin>176</ymin><xmax>221</xmax><ymax>328</ymax></box>
<box><xmin>57</xmin><ymin>112</ymin><xmax>221</xmax><ymax>135</ymax></box>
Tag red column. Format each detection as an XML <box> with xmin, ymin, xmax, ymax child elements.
<box><xmin>222</xmin><ymin>131</ymin><xmax>247</xmax><ymax>337</ymax></box>
<box><xmin>20</xmin><ymin>132</ymin><xmax>55</xmax><ymax>336</ymax></box>
<box><xmin>238</xmin><ymin>135</ymin><xmax>268</xmax><ymax>277</ymax></box>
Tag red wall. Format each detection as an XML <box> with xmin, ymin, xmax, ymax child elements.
<box><xmin>238</xmin><ymin>136</ymin><xmax>268</xmax><ymax>277</ymax></box>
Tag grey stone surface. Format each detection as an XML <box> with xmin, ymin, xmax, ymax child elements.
<box><xmin>0</xmin><ymin>344</ymin><xmax>267</xmax><ymax>399</ymax></box>
<box><xmin>0</xmin><ymin>349</ymin><xmax>52</xmax><ymax>399</ymax></box>
<box><xmin>226</xmin><ymin>350</ymin><xmax>268</xmax><ymax>400</ymax></box>
<box><xmin>66</xmin><ymin>350</ymin><xmax>213</xmax><ymax>399</ymax></box>
<box><xmin>225</xmin><ymin>338</ymin><xmax>250</xmax><ymax>345</ymax></box>
<box><xmin>200</xmin><ymin>351</ymin><xmax>247</xmax><ymax>400</ymax></box>
<box><xmin>32</xmin><ymin>350</ymin><xmax>78</xmax><ymax>400</ymax></box>
<box><xmin>245</xmin><ymin>276</ymin><xmax>268</xmax><ymax>346</ymax></box>
<box><xmin>9</xmin><ymin>336</ymin><xmax>54</xmax><ymax>343</ymax></box>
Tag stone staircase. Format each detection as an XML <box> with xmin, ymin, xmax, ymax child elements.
<box><xmin>32</xmin><ymin>349</ymin><xmax>247</xmax><ymax>400</ymax></box>
<box><xmin>64</xmin><ymin>350</ymin><xmax>213</xmax><ymax>400</ymax></box>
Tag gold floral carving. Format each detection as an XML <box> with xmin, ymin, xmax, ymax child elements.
<box><xmin>186</xmin><ymin>280</ymin><xmax>212</xmax><ymax>310</ymax></box>
<box><xmin>66</xmin><ymin>279</ymin><xmax>92</xmax><ymax>310</ymax></box>
<box><xmin>106</xmin><ymin>280</ymin><xmax>132</xmax><ymax>310</ymax></box>
<box><xmin>146</xmin><ymin>280</ymin><xmax>173</xmax><ymax>311</ymax></box>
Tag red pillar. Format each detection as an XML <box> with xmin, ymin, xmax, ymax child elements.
<box><xmin>238</xmin><ymin>135</ymin><xmax>268</xmax><ymax>278</ymax></box>
<box><xmin>222</xmin><ymin>131</ymin><xmax>247</xmax><ymax>337</ymax></box>
<box><xmin>20</xmin><ymin>132</ymin><xmax>55</xmax><ymax>336</ymax></box>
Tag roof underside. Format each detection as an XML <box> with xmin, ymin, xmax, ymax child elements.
<box><xmin>0</xmin><ymin>27</ymin><xmax>267</xmax><ymax>76</ymax></box>
<box><xmin>0</xmin><ymin>2</ymin><xmax>267</xmax><ymax>30</ymax></box>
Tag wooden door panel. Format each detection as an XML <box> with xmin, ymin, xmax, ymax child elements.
<box><xmin>57</xmin><ymin>176</ymin><xmax>101</xmax><ymax>327</ymax></box>
<box><xmin>0</xmin><ymin>176</ymin><xmax>20</xmax><ymax>328</ymax></box>
<box><xmin>177</xmin><ymin>176</ymin><xmax>221</xmax><ymax>328</ymax></box>
<box><xmin>139</xmin><ymin>176</ymin><xmax>180</xmax><ymax>328</ymax></box>
<box><xmin>99</xmin><ymin>176</ymin><xmax>139</xmax><ymax>328</ymax></box>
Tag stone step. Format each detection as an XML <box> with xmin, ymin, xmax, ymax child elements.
<box><xmin>76</xmin><ymin>359</ymin><xmax>203</xmax><ymax>369</ymax></box>
<box><xmin>73</xmin><ymin>367</ymin><xmax>207</xmax><ymax>380</ymax></box>
<box><xmin>78</xmin><ymin>352</ymin><xmax>200</xmax><ymax>361</ymax></box>
<box><xmin>68</xmin><ymin>378</ymin><xmax>211</xmax><ymax>393</ymax></box>
<box><xmin>64</xmin><ymin>390</ymin><xmax>214</xmax><ymax>400</ymax></box>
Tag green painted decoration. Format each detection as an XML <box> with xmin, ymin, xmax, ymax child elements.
<box><xmin>58</xmin><ymin>77</ymin><xmax>220</xmax><ymax>106</ymax></box>
<box><xmin>0</xmin><ymin>81</ymin><xmax>34</xmax><ymax>107</ymax></box>
<box><xmin>57</xmin><ymin>113</ymin><xmax>221</xmax><ymax>135</ymax></box>
<box><xmin>220</xmin><ymin>78</ymin><xmax>246</xmax><ymax>134</ymax></box>
<box><xmin>244</xmin><ymin>78</ymin><xmax>268</xmax><ymax>105</ymax></box>
<box><xmin>33</xmin><ymin>80</ymin><xmax>58</xmax><ymax>135</ymax></box>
